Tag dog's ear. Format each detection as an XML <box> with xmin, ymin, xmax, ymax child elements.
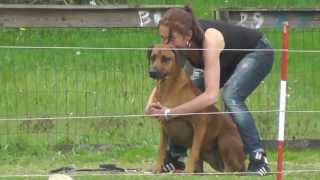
<box><xmin>147</xmin><ymin>45</ymin><xmax>154</xmax><ymax>61</ymax></box>
<box><xmin>165</xmin><ymin>44</ymin><xmax>185</xmax><ymax>68</ymax></box>
<box><xmin>172</xmin><ymin>49</ymin><xmax>186</xmax><ymax>68</ymax></box>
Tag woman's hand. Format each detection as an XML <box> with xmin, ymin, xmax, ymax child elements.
<box><xmin>148</xmin><ymin>102</ymin><xmax>169</xmax><ymax>122</ymax></box>
<box><xmin>144</xmin><ymin>102</ymin><xmax>160</xmax><ymax>115</ymax></box>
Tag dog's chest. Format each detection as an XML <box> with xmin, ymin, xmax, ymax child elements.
<box><xmin>162</xmin><ymin>119</ymin><xmax>194</xmax><ymax>147</ymax></box>
<box><xmin>158</xmin><ymin>91</ymin><xmax>196</xmax><ymax>108</ymax></box>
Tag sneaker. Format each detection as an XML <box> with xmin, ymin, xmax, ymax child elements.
<box><xmin>161</xmin><ymin>151</ymin><xmax>186</xmax><ymax>172</ymax></box>
<box><xmin>248</xmin><ymin>151</ymin><xmax>271</xmax><ymax>176</ymax></box>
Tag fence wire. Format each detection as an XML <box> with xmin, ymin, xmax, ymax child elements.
<box><xmin>0</xmin><ymin>28</ymin><xmax>319</xmax><ymax>148</ymax></box>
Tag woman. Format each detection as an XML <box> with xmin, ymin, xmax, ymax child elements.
<box><xmin>146</xmin><ymin>6</ymin><xmax>273</xmax><ymax>176</ymax></box>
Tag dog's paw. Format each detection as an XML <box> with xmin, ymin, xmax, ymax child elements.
<box><xmin>152</xmin><ymin>165</ymin><xmax>162</xmax><ymax>174</ymax></box>
<box><xmin>185</xmin><ymin>165</ymin><xmax>195</xmax><ymax>174</ymax></box>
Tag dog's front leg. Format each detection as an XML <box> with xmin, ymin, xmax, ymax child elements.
<box><xmin>153</xmin><ymin>125</ymin><xmax>168</xmax><ymax>173</ymax></box>
<box><xmin>186</xmin><ymin>122</ymin><xmax>207</xmax><ymax>173</ymax></box>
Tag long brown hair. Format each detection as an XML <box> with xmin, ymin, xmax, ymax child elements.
<box><xmin>159</xmin><ymin>5</ymin><xmax>204</xmax><ymax>47</ymax></box>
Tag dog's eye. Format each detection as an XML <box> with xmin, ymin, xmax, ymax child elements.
<box><xmin>161</xmin><ymin>56</ymin><xmax>171</xmax><ymax>64</ymax></box>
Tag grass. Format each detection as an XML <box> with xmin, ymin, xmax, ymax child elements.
<box><xmin>0</xmin><ymin>148</ymin><xmax>320</xmax><ymax>179</ymax></box>
<box><xmin>0</xmin><ymin>0</ymin><xmax>320</xmax><ymax>178</ymax></box>
<box><xmin>0</xmin><ymin>28</ymin><xmax>319</xmax><ymax>147</ymax></box>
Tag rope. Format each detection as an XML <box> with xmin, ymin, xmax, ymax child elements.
<box><xmin>0</xmin><ymin>45</ymin><xmax>320</xmax><ymax>53</ymax></box>
<box><xmin>1</xmin><ymin>169</ymin><xmax>320</xmax><ymax>177</ymax></box>
<box><xmin>0</xmin><ymin>110</ymin><xmax>319</xmax><ymax>121</ymax></box>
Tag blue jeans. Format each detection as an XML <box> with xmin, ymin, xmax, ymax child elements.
<box><xmin>169</xmin><ymin>36</ymin><xmax>274</xmax><ymax>157</ymax></box>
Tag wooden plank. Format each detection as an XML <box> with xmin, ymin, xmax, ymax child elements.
<box><xmin>53</xmin><ymin>139</ymin><xmax>320</xmax><ymax>151</ymax></box>
<box><xmin>263</xmin><ymin>139</ymin><xmax>320</xmax><ymax>150</ymax></box>
<box><xmin>0</xmin><ymin>4</ymin><xmax>182</xmax><ymax>27</ymax></box>
<box><xmin>216</xmin><ymin>8</ymin><xmax>320</xmax><ymax>29</ymax></box>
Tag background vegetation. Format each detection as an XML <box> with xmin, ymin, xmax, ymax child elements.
<box><xmin>0</xmin><ymin>0</ymin><xmax>319</xmax><ymax>179</ymax></box>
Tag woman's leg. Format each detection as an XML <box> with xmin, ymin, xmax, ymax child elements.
<box><xmin>222</xmin><ymin>36</ymin><xmax>274</xmax><ymax>175</ymax></box>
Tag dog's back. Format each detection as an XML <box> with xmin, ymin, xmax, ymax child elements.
<box><xmin>162</xmin><ymin>71</ymin><xmax>240</xmax><ymax>151</ymax></box>
<box><xmin>171</xmin><ymin>62</ymin><xmax>245</xmax><ymax>172</ymax></box>
<box><xmin>157</xmin><ymin>66</ymin><xmax>245</xmax><ymax>172</ymax></box>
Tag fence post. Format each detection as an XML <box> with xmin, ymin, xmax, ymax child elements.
<box><xmin>277</xmin><ymin>21</ymin><xmax>289</xmax><ymax>180</ymax></box>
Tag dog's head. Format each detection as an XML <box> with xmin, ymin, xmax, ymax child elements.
<box><xmin>147</xmin><ymin>44</ymin><xmax>184</xmax><ymax>80</ymax></box>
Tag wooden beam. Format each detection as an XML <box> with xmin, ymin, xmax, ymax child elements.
<box><xmin>53</xmin><ymin>139</ymin><xmax>320</xmax><ymax>151</ymax></box>
<box><xmin>0</xmin><ymin>4</ymin><xmax>182</xmax><ymax>27</ymax></box>
<box><xmin>216</xmin><ymin>8</ymin><xmax>320</xmax><ymax>29</ymax></box>
<box><xmin>263</xmin><ymin>139</ymin><xmax>320</xmax><ymax>150</ymax></box>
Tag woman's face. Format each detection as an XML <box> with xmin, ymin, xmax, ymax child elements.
<box><xmin>159</xmin><ymin>25</ymin><xmax>189</xmax><ymax>48</ymax></box>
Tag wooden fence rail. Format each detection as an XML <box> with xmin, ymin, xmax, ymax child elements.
<box><xmin>0</xmin><ymin>4</ymin><xmax>182</xmax><ymax>27</ymax></box>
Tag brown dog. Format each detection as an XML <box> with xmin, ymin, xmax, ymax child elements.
<box><xmin>147</xmin><ymin>44</ymin><xmax>246</xmax><ymax>173</ymax></box>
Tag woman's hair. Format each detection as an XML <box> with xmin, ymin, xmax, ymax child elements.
<box><xmin>159</xmin><ymin>5</ymin><xmax>204</xmax><ymax>47</ymax></box>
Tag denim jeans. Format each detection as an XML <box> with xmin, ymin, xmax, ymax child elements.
<box><xmin>169</xmin><ymin>36</ymin><xmax>274</xmax><ymax>157</ymax></box>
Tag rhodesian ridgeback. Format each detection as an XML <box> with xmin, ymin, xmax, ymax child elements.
<box><xmin>147</xmin><ymin>44</ymin><xmax>246</xmax><ymax>173</ymax></box>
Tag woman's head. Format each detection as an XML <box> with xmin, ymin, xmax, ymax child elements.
<box><xmin>159</xmin><ymin>5</ymin><xmax>203</xmax><ymax>48</ymax></box>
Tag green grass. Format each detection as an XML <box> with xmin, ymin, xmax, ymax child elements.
<box><xmin>126</xmin><ymin>0</ymin><xmax>320</xmax><ymax>20</ymax></box>
<box><xmin>0</xmin><ymin>27</ymin><xmax>319</xmax><ymax>148</ymax></box>
<box><xmin>2</xmin><ymin>174</ymin><xmax>320</xmax><ymax>180</ymax></box>
<box><xmin>0</xmin><ymin>148</ymin><xmax>319</xmax><ymax>179</ymax></box>
<box><xmin>0</xmin><ymin>27</ymin><xmax>319</xmax><ymax>178</ymax></box>
<box><xmin>0</xmin><ymin>0</ymin><xmax>320</xmax><ymax>178</ymax></box>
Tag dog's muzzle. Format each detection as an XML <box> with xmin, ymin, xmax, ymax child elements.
<box><xmin>149</xmin><ymin>68</ymin><xmax>165</xmax><ymax>80</ymax></box>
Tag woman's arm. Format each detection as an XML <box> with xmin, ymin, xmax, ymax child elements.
<box><xmin>145</xmin><ymin>87</ymin><xmax>157</xmax><ymax>114</ymax></box>
<box><xmin>149</xmin><ymin>28</ymin><xmax>225</xmax><ymax>119</ymax></box>
<box><xmin>169</xmin><ymin>28</ymin><xmax>225</xmax><ymax>116</ymax></box>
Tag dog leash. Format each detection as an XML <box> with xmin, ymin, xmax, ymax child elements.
<box><xmin>49</xmin><ymin>164</ymin><xmax>142</xmax><ymax>174</ymax></box>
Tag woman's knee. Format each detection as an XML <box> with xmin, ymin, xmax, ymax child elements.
<box><xmin>223</xmin><ymin>83</ymin><xmax>240</xmax><ymax>106</ymax></box>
